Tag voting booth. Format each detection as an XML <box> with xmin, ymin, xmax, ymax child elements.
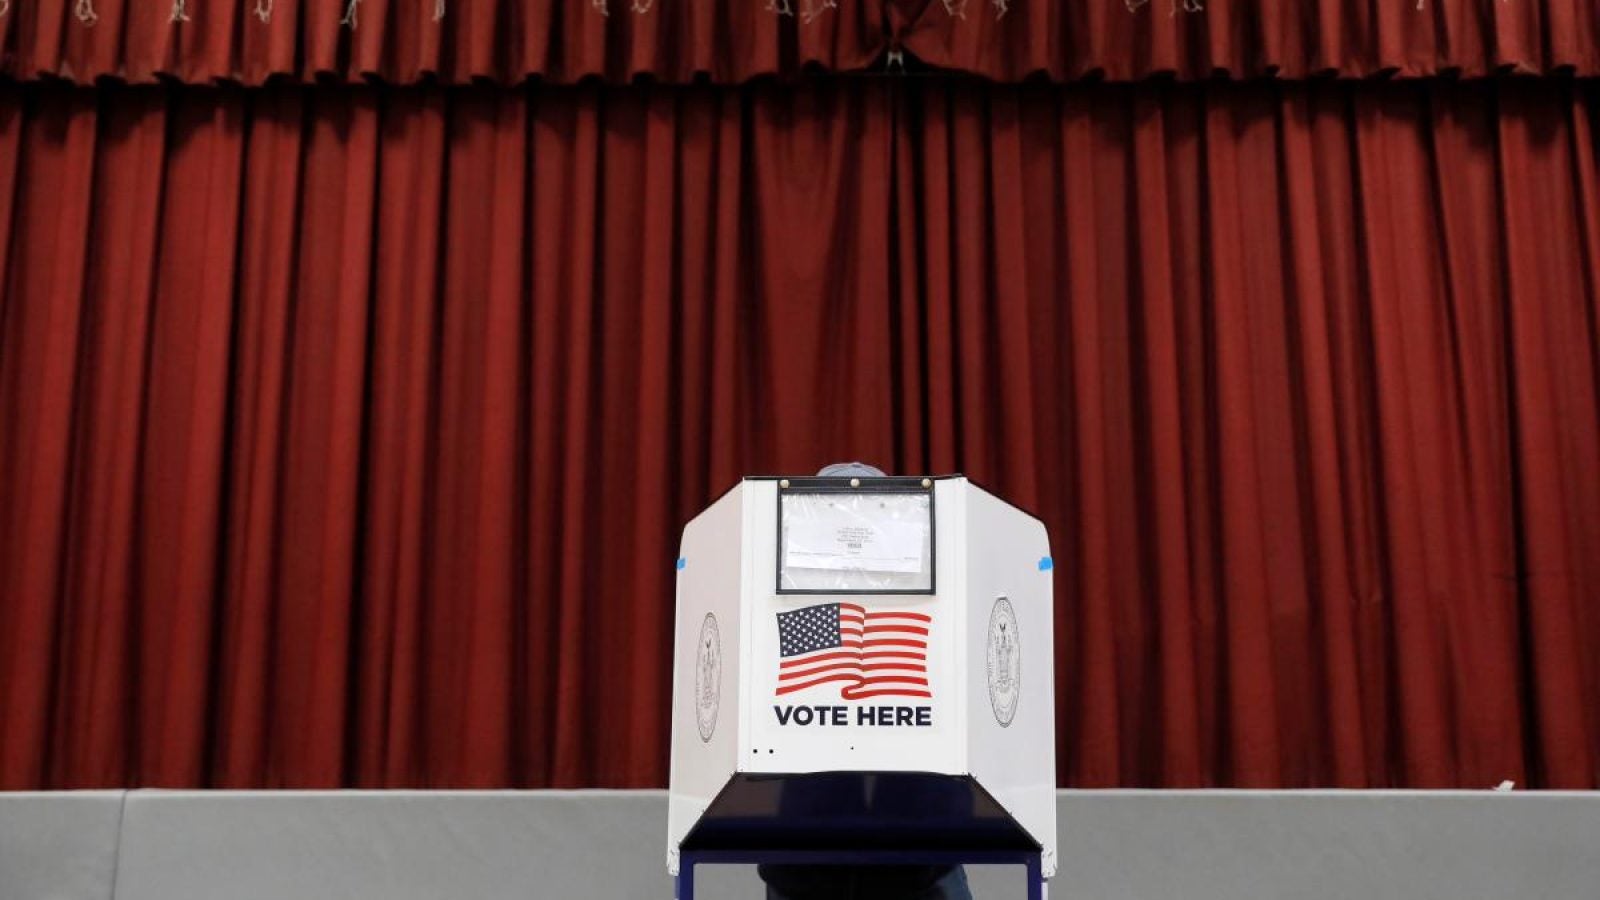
<box><xmin>667</xmin><ymin>475</ymin><xmax>1056</xmax><ymax>899</ymax></box>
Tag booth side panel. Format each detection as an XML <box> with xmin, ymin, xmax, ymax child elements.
<box><xmin>666</xmin><ymin>486</ymin><xmax>745</xmax><ymax>872</ymax></box>
<box><xmin>964</xmin><ymin>486</ymin><xmax>1058</xmax><ymax>875</ymax></box>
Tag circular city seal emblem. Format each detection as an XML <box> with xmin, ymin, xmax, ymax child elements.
<box><xmin>693</xmin><ymin>613</ymin><xmax>721</xmax><ymax>742</ymax></box>
<box><xmin>986</xmin><ymin>597</ymin><xmax>1021</xmax><ymax>727</ymax></box>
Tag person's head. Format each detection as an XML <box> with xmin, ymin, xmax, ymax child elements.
<box><xmin>815</xmin><ymin>462</ymin><xmax>886</xmax><ymax>478</ymax></box>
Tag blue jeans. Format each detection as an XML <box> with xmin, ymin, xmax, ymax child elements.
<box><xmin>760</xmin><ymin>864</ymin><xmax>972</xmax><ymax>900</ymax></box>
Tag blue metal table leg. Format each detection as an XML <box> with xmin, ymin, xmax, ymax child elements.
<box><xmin>1026</xmin><ymin>851</ymin><xmax>1043</xmax><ymax>900</ymax></box>
<box><xmin>676</xmin><ymin>852</ymin><xmax>694</xmax><ymax>900</ymax></box>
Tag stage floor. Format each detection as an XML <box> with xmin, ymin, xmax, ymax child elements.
<box><xmin>4</xmin><ymin>788</ymin><xmax>1598</xmax><ymax>899</ymax></box>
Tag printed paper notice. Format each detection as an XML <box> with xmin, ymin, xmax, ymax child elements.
<box><xmin>784</xmin><ymin>518</ymin><xmax>925</xmax><ymax>574</ymax></box>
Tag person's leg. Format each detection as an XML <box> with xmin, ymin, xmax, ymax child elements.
<box><xmin>759</xmin><ymin>865</ymin><xmax>856</xmax><ymax>900</ymax></box>
<box><xmin>927</xmin><ymin>865</ymin><xmax>972</xmax><ymax>900</ymax></box>
<box><xmin>761</xmin><ymin>863</ymin><xmax>969</xmax><ymax>900</ymax></box>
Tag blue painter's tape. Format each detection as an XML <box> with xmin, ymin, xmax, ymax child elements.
<box><xmin>676</xmin><ymin>557</ymin><xmax>687</xmax><ymax>571</ymax></box>
<box><xmin>1038</xmin><ymin>557</ymin><xmax>1054</xmax><ymax>571</ymax></box>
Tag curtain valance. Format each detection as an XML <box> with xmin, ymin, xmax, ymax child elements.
<box><xmin>1</xmin><ymin>0</ymin><xmax>1594</xmax><ymax>85</ymax></box>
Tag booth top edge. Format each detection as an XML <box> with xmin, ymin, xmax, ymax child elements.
<box><xmin>746</xmin><ymin>474</ymin><xmax>961</xmax><ymax>489</ymax></box>
<box><xmin>685</xmin><ymin>474</ymin><xmax>1050</xmax><ymax>532</ymax></box>
<box><xmin>731</xmin><ymin>474</ymin><xmax>1049</xmax><ymax>527</ymax></box>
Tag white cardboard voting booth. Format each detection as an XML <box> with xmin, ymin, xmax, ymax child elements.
<box><xmin>667</xmin><ymin>475</ymin><xmax>1056</xmax><ymax>898</ymax></box>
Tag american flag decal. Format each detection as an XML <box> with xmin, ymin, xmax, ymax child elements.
<box><xmin>775</xmin><ymin>603</ymin><xmax>932</xmax><ymax>700</ymax></box>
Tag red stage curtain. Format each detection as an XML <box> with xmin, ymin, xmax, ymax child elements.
<box><xmin>902</xmin><ymin>0</ymin><xmax>1600</xmax><ymax>81</ymax></box>
<box><xmin>0</xmin><ymin>0</ymin><xmax>889</xmax><ymax>84</ymax></box>
<box><xmin>2</xmin><ymin>78</ymin><xmax>1598</xmax><ymax>790</ymax></box>
<box><xmin>0</xmin><ymin>0</ymin><xmax>1595</xmax><ymax>84</ymax></box>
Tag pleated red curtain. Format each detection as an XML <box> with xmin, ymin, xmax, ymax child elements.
<box><xmin>2</xmin><ymin>78</ymin><xmax>1597</xmax><ymax>790</ymax></box>
<box><xmin>1</xmin><ymin>0</ymin><xmax>1596</xmax><ymax>83</ymax></box>
<box><xmin>901</xmin><ymin>0</ymin><xmax>1600</xmax><ymax>80</ymax></box>
<box><xmin>0</xmin><ymin>0</ymin><xmax>894</xmax><ymax>84</ymax></box>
